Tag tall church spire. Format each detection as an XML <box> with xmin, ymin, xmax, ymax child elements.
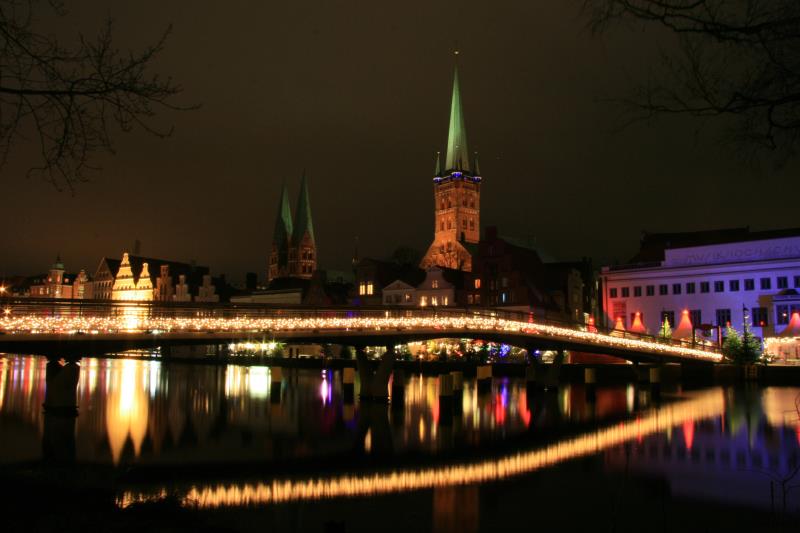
<box><xmin>273</xmin><ymin>182</ymin><xmax>293</xmax><ymax>248</ymax></box>
<box><xmin>293</xmin><ymin>171</ymin><xmax>315</xmax><ymax>243</ymax></box>
<box><xmin>445</xmin><ymin>66</ymin><xmax>470</xmax><ymax>172</ymax></box>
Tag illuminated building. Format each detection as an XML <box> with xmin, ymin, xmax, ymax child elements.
<box><xmin>420</xmin><ymin>64</ymin><xmax>481</xmax><ymax>272</ymax></box>
<box><xmin>28</xmin><ymin>255</ymin><xmax>90</xmax><ymax>299</ymax></box>
<box><xmin>601</xmin><ymin>228</ymin><xmax>800</xmax><ymax>337</ymax></box>
<box><xmin>413</xmin><ymin>266</ymin><xmax>464</xmax><ymax>307</ymax></box>
<box><xmin>354</xmin><ymin>258</ymin><xmax>424</xmax><ymax>306</ymax></box>
<box><xmin>267</xmin><ymin>173</ymin><xmax>317</xmax><ymax>283</ymax></box>
<box><xmin>96</xmin><ymin>252</ymin><xmax>214</xmax><ymax>302</ymax></box>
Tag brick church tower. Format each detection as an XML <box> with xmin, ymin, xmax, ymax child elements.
<box><xmin>267</xmin><ymin>173</ymin><xmax>317</xmax><ymax>282</ymax></box>
<box><xmin>420</xmin><ymin>64</ymin><xmax>481</xmax><ymax>272</ymax></box>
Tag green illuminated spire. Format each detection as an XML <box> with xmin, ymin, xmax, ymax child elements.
<box><xmin>273</xmin><ymin>182</ymin><xmax>293</xmax><ymax>248</ymax></box>
<box><xmin>293</xmin><ymin>171</ymin><xmax>315</xmax><ymax>243</ymax></box>
<box><xmin>445</xmin><ymin>66</ymin><xmax>470</xmax><ymax>172</ymax></box>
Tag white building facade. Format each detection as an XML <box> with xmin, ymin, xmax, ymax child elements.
<box><xmin>601</xmin><ymin>234</ymin><xmax>800</xmax><ymax>338</ymax></box>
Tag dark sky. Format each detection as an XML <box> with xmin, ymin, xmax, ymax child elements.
<box><xmin>2</xmin><ymin>1</ymin><xmax>798</xmax><ymax>283</ymax></box>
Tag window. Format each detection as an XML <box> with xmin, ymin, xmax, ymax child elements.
<box><xmin>474</xmin><ymin>294</ymin><xmax>481</xmax><ymax>304</ymax></box>
<box><xmin>500</xmin><ymin>292</ymin><xmax>508</xmax><ymax>303</ymax></box>
<box><xmin>729</xmin><ymin>280</ymin><xmax>740</xmax><ymax>292</ymax></box>
<box><xmin>714</xmin><ymin>281</ymin><xmax>724</xmax><ymax>293</ymax></box>
<box><xmin>469</xmin><ymin>219</ymin><xmax>475</xmax><ymax>230</ymax></box>
<box><xmin>621</xmin><ymin>287</ymin><xmax>630</xmax><ymax>297</ymax></box>
<box><xmin>420</xmin><ymin>296</ymin><xmax>428</xmax><ymax>306</ymax></box>
<box><xmin>690</xmin><ymin>309</ymin><xmax>702</xmax><ymax>327</ymax></box>
<box><xmin>686</xmin><ymin>282</ymin><xmax>695</xmax><ymax>294</ymax></box>
<box><xmin>672</xmin><ymin>283</ymin><xmax>681</xmax><ymax>295</ymax></box>
<box><xmin>760</xmin><ymin>277</ymin><xmax>771</xmax><ymax>290</ymax></box>
<box><xmin>384</xmin><ymin>295</ymin><xmax>391</xmax><ymax>304</ymax></box>
<box><xmin>659</xmin><ymin>284</ymin><xmax>668</xmax><ymax>295</ymax></box>
<box><xmin>777</xmin><ymin>305</ymin><xmax>789</xmax><ymax>325</ymax></box>
<box><xmin>752</xmin><ymin>306</ymin><xmax>768</xmax><ymax>326</ymax></box>
<box><xmin>431</xmin><ymin>296</ymin><xmax>438</xmax><ymax>306</ymax></box>
<box><xmin>700</xmin><ymin>282</ymin><xmax>710</xmax><ymax>293</ymax></box>
<box><xmin>474</xmin><ymin>279</ymin><xmax>481</xmax><ymax>289</ymax></box>
<box><xmin>366</xmin><ymin>282</ymin><xmax>373</xmax><ymax>295</ymax></box>
<box><xmin>646</xmin><ymin>285</ymin><xmax>655</xmax><ymax>296</ymax></box>
<box><xmin>745</xmin><ymin>278</ymin><xmax>755</xmax><ymax>291</ymax></box>
<box><xmin>777</xmin><ymin>276</ymin><xmax>788</xmax><ymax>289</ymax></box>
<box><xmin>467</xmin><ymin>294</ymin><xmax>474</xmax><ymax>304</ymax></box>
<box><xmin>660</xmin><ymin>310</ymin><xmax>675</xmax><ymax>327</ymax></box>
<box><xmin>634</xmin><ymin>286</ymin><xmax>642</xmax><ymax>297</ymax></box>
<box><xmin>716</xmin><ymin>309</ymin><xmax>731</xmax><ymax>327</ymax></box>
<box><xmin>432</xmin><ymin>279</ymin><xmax>439</xmax><ymax>289</ymax></box>
<box><xmin>610</xmin><ymin>288</ymin><xmax>618</xmax><ymax>298</ymax></box>
<box><xmin>795</xmin><ymin>275</ymin><xmax>800</xmax><ymax>288</ymax></box>
<box><xmin>501</xmin><ymin>277</ymin><xmax>509</xmax><ymax>288</ymax></box>
<box><xmin>404</xmin><ymin>293</ymin><xmax>412</xmax><ymax>302</ymax></box>
<box><xmin>462</xmin><ymin>219</ymin><xmax>467</xmax><ymax>229</ymax></box>
<box><xmin>443</xmin><ymin>296</ymin><xmax>449</xmax><ymax>305</ymax></box>
<box><xmin>359</xmin><ymin>282</ymin><xmax>366</xmax><ymax>296</ymax></box>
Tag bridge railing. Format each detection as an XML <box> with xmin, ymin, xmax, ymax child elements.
<box><xmin>0</xmin><ymin>297</ymin><xmax>720</xmax><ymax>353</ymax></box>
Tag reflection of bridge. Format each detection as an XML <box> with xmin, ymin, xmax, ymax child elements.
<box><xmin>118</xmin><ymin>389</ymin><xmax>726</xmax><ymax>508</ymax></box>
<box><xmin>0</xmin><ymin>299</ymin><xmax>721</xmax><ymax>364</ymax></box>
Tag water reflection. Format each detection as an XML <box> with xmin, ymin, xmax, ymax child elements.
<box><xmin>0</xmin><ymin>355</ymin><xmax>799</xmax><ymax>514</ymax></box>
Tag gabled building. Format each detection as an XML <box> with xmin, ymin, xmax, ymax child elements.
<box><xmin>267</xmin><ymin>174</ymin><xmax>317</xmax><ymax>283</ymax></box>
<box><xmin>354</xmin><ymin>258</ymin><xmax>425</xmax><ymax>306</ymax></box>
<box><xmin>420</xmin><ymin>64</ymin><xmax>481</xmax><ymax>272</ymax></box>
<box><xmin>28</xmin><ymin>255</ymin><xmax>90</xmax><ymax>299</ymax></box>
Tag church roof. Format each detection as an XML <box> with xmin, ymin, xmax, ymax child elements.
<box><xmin>293</xmin><ymin>172</ymin><xmax>315</xmax><ymax>243</ymax></box>
<box><xmin>273</xmin><ymin>183</ymin><xmax>293</xmax><ymax>248</ymax></box>
<box><xmin>445</xmin><ymin>66</ymin><xmax>470</xmax><ymax>172</ymax></box>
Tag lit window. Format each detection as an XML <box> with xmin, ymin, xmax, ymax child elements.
<box><xmin>359</xmin><ymin>282</ymin><xmax>366</xmax><ymax>296</ymax></box>
<box><xmin>474</xmin><ymin>279</ymin><xmax>481</xmax><ymax>289</ymax></box>
<box><xmin>366</xmin><ymin>282</ymin><xmax>374</xmax><ymax>295</ymax></box>
<box><xmin>431</xmin><ymin>296</ymin><xmax>438</xmax><ymax>306</ymax></box>
<box><xmin>443</xmin><ymin>296</ymin><xmax>449</xmax><ymax>305</ymax></box>
<box><xmin>404</xmin><ymin>293</ymin><xmax>411</xmax><ymax>302</ymax></box>
<box><xmin>420</xmin><ymin>296</ymin><xmax>428</xmax><ymax>306</ymax></box>
<box><xmin>432</xmin><ymin>280</ymin><xmax>439</xmax><ymax>289</ymax></box>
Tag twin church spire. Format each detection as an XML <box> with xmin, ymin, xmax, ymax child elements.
<box><xmin>268</xmin><ymin>172</ymin><xmax>316</xmax><ymax>282</ymax></box>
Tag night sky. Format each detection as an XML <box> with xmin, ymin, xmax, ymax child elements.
<box><xmin>3</xmin><ymin>1</ymin><xmax>798</xmax><ymax>283</ymax></box>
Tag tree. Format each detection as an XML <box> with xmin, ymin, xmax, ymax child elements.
<box><xmin>740</xmin><ymin>313</ymin><xmax>763</xmax><ymax>363</ymax></box>
<box><xmin>722</xmin><ymin>324</ymin><xmax>743</xmax><ymax>359</ymax></box>
<box><xmin>584</xmin><ymin>0</ymin><xmax>800</xmax><ymax>161</ymax></box>
<box><xmin>339</xmin><ymin>345</ymin><xmax>353</xmax><ymax>359</ymax></box>
<box><xmin>389</xmin><ymin>246</ymin><xmax>422</xmax><ymax>268</ymax></box>
<box><xmin>659</xmin><ymin>318</ymin><xmax>672</xmax><ymax>340</ymax></box>
<box><xmin>0</xmin><ymin>1</ymin><xmax>193</xmax><ymax>190</ymax></box>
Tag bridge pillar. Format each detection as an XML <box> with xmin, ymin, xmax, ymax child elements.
<box><xmin>544</xmin><ymin>349</ymin><xmax>566</xmax><ymax>390</ymax></box>
<box><xmin>649</xmin><ymin>366</ymin><xmax>661</xmax><ymax>401</ymax></box>
<box><xmin>342</xmin><ymin>367</ymin><xmax>356</xmax><ymax>403</ymax></box>
<box><xmin>42</xmin><ymin>359</ymin><xmax>80</xmax><ymax>465</ymax></box>
<box><xmin>476</xmin><ymin>365</ymin><xmax>492</xmax><ymax>394</ymax></box>
<box><xmin>584</xmin><ymin>367</ymin><xmax>597</xmax><ymax>402</ymax></box>
<box><xmin>438</xmin><ymin>373</ymin><xmax>454</xmax><ymax>425</ymax></box>
<box><xmin>450</xmin><ymin>371</ymin><xmax>464</xmax><ymax>414</ymax></box>
<box><xmin>270</xmin><ymin>366</ymin><xmax>283</xmax><ymax>404</ymax></box>
<box><xmin>391</xmin><ymin>368</ymin><xmax>405</xmax><ymax>406</ymax></box>
<box><xmin>356</xmin><ymin>346</ymin><xmax>395</xmax><ymax>402</ymax></box>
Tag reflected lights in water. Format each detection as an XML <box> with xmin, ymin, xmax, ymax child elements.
<box><xmin>120</xmin><ymin>389</ymin><xmax>726</xmax><ymax>508</ymax></box>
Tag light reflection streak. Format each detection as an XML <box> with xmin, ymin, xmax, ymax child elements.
<box><xmin>120</xmin><ymin>389</ymin><xmax>725</xmax><ymax>508</ymax></box>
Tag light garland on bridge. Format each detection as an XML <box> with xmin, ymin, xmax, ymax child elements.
<box><xmin>118</xmin><ymin>389</ymin><xmax>725</xmax><ymax>508</ymax></box>
<box><xmin>0</xmin><ymin>312</ymin><xmax>721</xmax><ymax>362</ymax></box>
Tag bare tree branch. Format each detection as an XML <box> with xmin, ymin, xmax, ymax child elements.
<box><xmin>0</xmin><ymin>0</ymin><xmax>197</xmax><ymax>191</ymax></box>
<box><xmin>583</xmin><ymin>0</ymin><xmax>800</xmax><ymax>161</ymax></box>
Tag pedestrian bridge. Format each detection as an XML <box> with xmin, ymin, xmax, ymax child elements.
<box><xmin>0</xmin><ymin>299</ymin><xmax>722</xmax><ymax>363</ymax></box>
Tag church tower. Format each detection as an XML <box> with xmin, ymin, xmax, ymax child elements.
<box><xmin>420</xmin><ymin>63</ymin><xmax>481</xmax><ymax>272</ymax></box>
<box><xmin>289</xmin><ymin>172</ymin><xmax>316</xmax><ymax>278</ymax></box>
<box><xmin>267</xmin><ymin>173</ymin><xmax>317</xmax><ymax>283</ymax></box>
<box><xmin>268</xmin><ymin>183</ymin><xmax>293</xmax><ymax>282</ymax></box>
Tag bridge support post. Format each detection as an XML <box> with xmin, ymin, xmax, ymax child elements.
<box><xmin>391</xmin><ymin>368</ymin><xmax>405</xmax><ymax>406</ymax></box>
<box><xmin>450</xmin><ymin>371</ymin><xmax>463</xmax><ymax>414</ymax></box>
<box><xmin>356</xmin><ymin>346</ymin><xmax>395</xmax><ymax>402</ymax></box>
<box><xmin>584</xmin><ymin>367</ymin><xmax>597</xmax><ymax>402</ymax></box>
<box><xmin>544</xmin><ymin>349</ymin><xmax>566</xmax><ymax>390</ymax></box>
<box><xmin>42</xmin><ymin>358</ymin><xmax>80</xmax><ymax>465</ymax></box>
<box><xmin>270</xmin><ymin>366</ymin><xmax>283</xmax><ymax>404</ymax></box>
<box><xmin>476</xmin><ymin>365</ymin><xmax>492</xmax><ymax>394</ymax></box>
<box><xmin>439</xmin><ymin>373</ymin><xmax>454</xmax><ymax>425</ymax></box>
<box><xmin>342</xmin><ymin>367</ymin><xmax>356</xmax><ymax>403</ymax></box>
<box><xmin>649</xmin><ymin>366</ymin><xmax>661</xmax><ymax>401</ymax></box>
